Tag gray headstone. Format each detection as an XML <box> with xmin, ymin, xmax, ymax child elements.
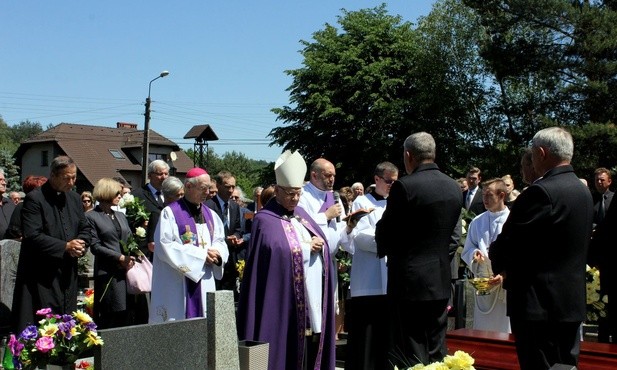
<box><xmin>95</xmin><ymin>318</ymin><xmax>208</xmax><ymax>370</ymax></box>
<box><xmin>95</xmin><ymin>290</ymin><xmax>242</xmax><ymax>370</ymax></box>
<box><xmin>207</xmin><ymin>290</ymin><xmax>240</xmax><ymax>370</ymax></box>
<box><xmin>0</xmin><ymin>239</ymin><xmax>21</xmax><ymax>334</ymax></box>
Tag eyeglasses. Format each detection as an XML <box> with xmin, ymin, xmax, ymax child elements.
<box><xmin>279</xmin><ymin>187</ymin><xmax>302</xmax><ymax>198</ymax></box>
<box><xmin>230</xmin><ymin>196</ymin><xmax>240</xmax><ymax>200</ymax></box>
<box><xmin>82</xmin><ymin>199</ymin><xmax>92</xmax><ymax>204</ymax></box>
<box><xmin>378</xmin><ymin>176</ymin><xmax>395</xmax><ymax>185</ymax></box>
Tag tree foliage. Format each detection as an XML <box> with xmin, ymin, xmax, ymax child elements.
<box><xmin>271</xmin><ymin>1</ymin><xmax>617</xmax><ymax>187</ymax></box>
<box><xmin>185</xmin><ymin>148</ymin><xmax>269</xmax><ymax>192</ymax></box>
<box><xmin>271</xmin><ymin>5</ymin><xmax>422</xmax><ymax>185</ymax></box>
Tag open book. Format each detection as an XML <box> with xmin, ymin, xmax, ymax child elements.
<box><xmin>342</xmin><ymin>208</ymin><xmax>375</xmax><ymax>223</ymax></box>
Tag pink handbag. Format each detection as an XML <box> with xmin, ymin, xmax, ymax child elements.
<box><xmin>126</xmin><ymin>256</ymin><xmax>153</xmax><ymax>294</ymax></box>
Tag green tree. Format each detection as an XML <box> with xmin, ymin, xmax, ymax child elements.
<box><xmin>10</xmin><ymin>120</ymin><xmax>43</xmax><ymax>146</ymax></box>
<box><xmin>0</xmin><ymin>149</ymin><xmax>21</xmax><ymax>191</ymax></box>
<box><xmin>271</xmin><ymin>5</ymin><xmax>422</xmax><ymax>185</ymax></box>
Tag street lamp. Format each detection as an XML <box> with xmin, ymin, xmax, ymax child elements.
<box><xmin>142</xmin><ymin>70</ymin><xmax>170</xmax><ymax>185</ymax></box>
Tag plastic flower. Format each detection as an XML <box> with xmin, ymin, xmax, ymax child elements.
<box><xmin>73</xmin><ymin>310</ymin><xmax>93</xmax><ymax>324</ymax></box>
<box><xmin>36</xmin><ymin>308</ymin><xmax>52</xmax><ymax>316</ymax></box>
<box><xmin>8</xmin><ymin>334</ymin><xmax>24</xmax><ymax>356</ymax></box>
<box><xmin>39</xmin><ymin>323</ymin><xmax>59</xmax><ymax>337</ymax></box>
<box><xmin>35</xmin><ymin>336</ymin><xmax>55</xmax><ymax>353</ymax></box>
<box><xmin>19</xmin><ymin>325</ymin><xmax>38</xmax><ymax>340</ymax></box>
<box><xmin>84</xmin><ymin>332</ymin><xmax>104</xmax><ymax>347</ymax></box>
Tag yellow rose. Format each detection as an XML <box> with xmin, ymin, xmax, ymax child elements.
<box><xmin>73</xmin><ymin>310</ymin><xmax>93</xmax><ymax>324</ymax></box>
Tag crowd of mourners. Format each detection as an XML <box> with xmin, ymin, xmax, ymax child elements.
<box><xmin>2</xmin><ymin>126</ymin><xmax>613</xmax><ymax>370</ymax></box>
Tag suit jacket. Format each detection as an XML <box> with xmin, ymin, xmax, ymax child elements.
<box><xmin>593</xmin><ymin>190</ymin><xmax>614</xmax><ymax>226</ymax></box>
<box><xmin>132</xmin><ymin>185</ymin><xmax>164</xmax><ymax>244</ymax></box>
<box><xmin>86</xmin><ymin>207</ymin><xmax>132</xmax><ymax>313</ymax></box>
<box><xmin>206</xmin><ymin>195</ymin><xmax>245</xmax><ymax>291</ymax></box>
<box><xmin>375</xmin><ymin>163</ymin><xmax>463</xmax><ymax>301</ymax></box>
<box><xmin>12</xmin><ymin>182</ymin><xmax>91</xmax><ymax>332</ymax></box>
<box><xmin>463</xmin><ymin>187</ymin><xmax>485</xmax><ymax>216</ymax></box>
<box><xmin>489</xmin><ymin>165</ymin><xmax>593</xmax><ymax>322</ymax></box>
<box><xmin>590</xmin><ymin>190</ymin><xmax>617</xmax><ymax>296</ymax></box>
<box><xmin>0</xmin><ymin>197</ymin><xmax>15</xmax><ymax>239</ymax></box>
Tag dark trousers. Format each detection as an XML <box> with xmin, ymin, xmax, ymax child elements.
<box><xmin>387</xmin><ymin>297</ymin><xmax>449</xmax><ymax>369</ymax></box>
<box><xmin>345</xmin><ymin>295</ymin><xmax>388</xmax><ymax>370</ymax></box>
<box><xmin>510</xmin><ymin>318</ymin><xmax>581</xmax><ymax>370</ymax></box>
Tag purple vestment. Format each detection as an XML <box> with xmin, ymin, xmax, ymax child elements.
<box><xmin>237</xmin><ymin>200</ymin><xmax>337</xmax><ymax>370</ymax></box>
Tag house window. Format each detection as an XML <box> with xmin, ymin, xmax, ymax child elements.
<box><xmin>148</xmin><ymin>153</ymin><xmax>167</xmax><ymax>162</ymax></box>
<box><xmin>109</xmin><ymin>149</ymin><xmax>125</xmax><ymax>160</ymax></box>
<box><xmin>41</xmin><ymin>151</ymin><xmax>49</xmax><ymax>167</ymax></box>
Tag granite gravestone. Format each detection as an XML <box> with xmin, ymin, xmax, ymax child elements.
<box><xmin>0</xmin><ymin>239</ymin><xmax>21</xmax><ymax>335</ymax></box>
<box><xmin>95</xmin><ymin>290</ymin><xmax>240</xmax><ymax>370</ymax></box>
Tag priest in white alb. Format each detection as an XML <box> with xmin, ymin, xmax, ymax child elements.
<box><xmin>149</xmin><ymin>167</ymin><xmax>228</xmax><ymax>323</ymax></box>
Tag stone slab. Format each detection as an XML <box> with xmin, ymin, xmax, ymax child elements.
<box><xmin>95</xmin><ymin>318</ymin><xmax>208</xmax><ymax>370</ymax></box>
<box><xmin>0</xmin><ymin>239</ymin><xmax>21</xmax><ymax>334</ymax></box>
<box><xmin>207</xmin><ymin>290</ymin><xmax>240</xmax><ymax>370</ymax></box>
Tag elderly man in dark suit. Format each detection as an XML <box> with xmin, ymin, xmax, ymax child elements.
<box><xmin>490</xmin><ymin>127</ymin><xmax>593</xmax><ymax>370</ymax></box>
<box><xmin>375</xmin><ymin>132</ymin><xmax>463</xmax><ymax>368</ymax></box>
<box><xmin>205</xmin><ymin>170</ymin><xmax>244</xmax><ymax>296</ymax></box>
<box><xmin>132</xmin><ymin>160</ymin><xmax>169</xmax><ymax>252</ymax></box>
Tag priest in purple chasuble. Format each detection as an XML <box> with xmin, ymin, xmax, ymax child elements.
<box><xmin>237</xmin><ymin>150</ymin><xmax>337</xmax><ymax>370</ymax></box>
<box><xmin>149</xmin><ymin>168</ymin><xmax>228</xmax><ymax>323</ymax></box>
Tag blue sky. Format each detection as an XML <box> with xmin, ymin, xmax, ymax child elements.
<box><xmin>1</xmin><ymin>1</ymin><xmax>435</xmax><ymax>162</ymax></box>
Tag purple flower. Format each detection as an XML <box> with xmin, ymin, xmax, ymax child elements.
<box><xmin>8</xmin><ymin>334</ymin><xmax>24</xmax><ymax>356</ymax></box>
<box><xmin>58</xmin><ymin>321</ymin><xmax>75</xmax><ymax>340</ymax></box>
<box><xmin>85</xmin><ymin>321</ymin><xmax>97</xmax><ymax>331</ymax></box>
<box><xmin>19</xmin><ymin>325</ymin><xmax>38</xmax><ymax>340</ymax></box>
<box><xmin>61</xmin><ymin>314</ymin><xmax>73</xmax><ymax>322</ymax></box>
<box><xmin>35</xmin><ymin>336</ymin><xmax>55</xmax><ymax>353</ymax></box>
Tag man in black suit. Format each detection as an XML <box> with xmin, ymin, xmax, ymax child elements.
<box><xmin>375</xmin><ymin>132</ymin><xmax>463</xmax><ymax>368</ymax></box>
<box><xmin>463</xmin><ymin>166</ymin><xmax>486</xmax><ymax>216</ymax></box>
<box><xmin>205</xmin><ymin>171</ymin><xmax>244</xmax><ymax>297</ymax></box>
<box><xmin>490</xmin><ymin>127</ymin><xmax>593</xmax><ymax>370</ymax></box>
<box><xmin>593</xmin><ymin>167</ymin><xmax>614</xmax><ymax>229</ymax></box>
<box><xmin>131</xmin><ymin>160</ymin><xmax>169</xmax><ymax>254</ymax></box>
<box><xmin>12</xmin><ymin>156</ymin><xmax>91</xmax><ymax>332</ymax></box>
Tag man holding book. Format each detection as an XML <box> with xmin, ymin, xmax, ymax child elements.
<box><xmin>340</xmin><ymin>161</ymin><xmax>398</xmax><ymax>370</ymax></box>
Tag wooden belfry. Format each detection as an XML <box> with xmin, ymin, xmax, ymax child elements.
<box><xmin>184</xmin><ymin>124</ymin><xmax>219</xmax><ymax>169</ymax></box>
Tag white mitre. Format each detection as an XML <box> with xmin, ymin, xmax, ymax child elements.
<box><xmin>275</xmin><ymin>150</ymin><xmax>306</xmax><ymax>188</ymax></box>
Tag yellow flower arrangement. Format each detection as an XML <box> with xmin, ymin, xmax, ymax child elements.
<box><xmin>236</xmin><ymin>259</ymin><xmax>246</xmax><ymax>281</ymax></box>
<box><xmin>396</xmin><ymin>351</ymin><xmax>475</xmax><ymax>370</ymax></box>
<box><xmin>586</xmin><ymin>265</ymin><xmax>608</xmax><ymax>323</ymax></box>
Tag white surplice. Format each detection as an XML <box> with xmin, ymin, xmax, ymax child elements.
<box><xmin>461</xmin><ymin>208</ymin><xmax>511</xmax><ymax>333</ymax></box>
<box><xmin>149</xmin><ymin>205</ymin><xmax>228</xmax><ymax>323</ymax></box>
<box><xmin>339</xmin><ymin>193</ymin><xmax>388</xmax><ymax>297</ymax></box>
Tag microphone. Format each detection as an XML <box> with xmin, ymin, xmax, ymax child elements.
<box><xmin>333</xmin><ymin>191</ymin><xmax>341</xmax><ymax>222</ymax></box>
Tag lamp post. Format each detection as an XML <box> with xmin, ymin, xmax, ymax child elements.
<box><xmin>142</xmin><ymin>70</ymin><xmax>170</xmax><ymax>186</ymax></box>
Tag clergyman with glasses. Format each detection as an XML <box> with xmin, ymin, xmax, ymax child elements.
<box><xmin>237</xmin><ymin>150</ymin><xmax>337</xmax><ymax>370</ymax></box>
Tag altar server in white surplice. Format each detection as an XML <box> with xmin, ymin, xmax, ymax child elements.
<box><xmin>461</xmin><ymin>177</ymin><xmax>511</xmax><ymax>333</ymax></box>
<box><xmin>149</xmin><ymin>168</ymin><xmax>228</xmax><ymax>323</ymax></box>
<box><xmin>340</xmin><ymin>161</ymin><xmax>398</xmax><ymax>370</ymax></box>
